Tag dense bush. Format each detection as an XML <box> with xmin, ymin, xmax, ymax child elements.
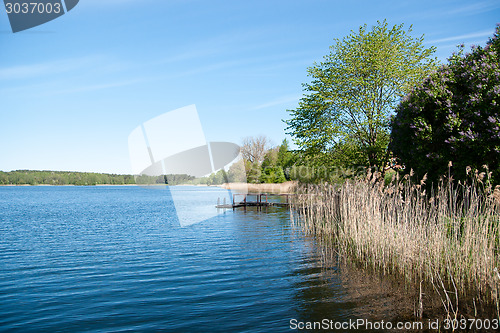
<box><xmin>390</xmin><ymin>25</ymin><xmax>500</xmax><ymax>184</ymax></box>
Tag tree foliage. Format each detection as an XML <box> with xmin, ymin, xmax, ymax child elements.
<box><xmin>0</xmin><ymin>170</ymin><xmax>200</xmax><ymax>186</ymax></box>
<box><xmin>285</xmin><ymin>20</ymin><xmax>437</xmax><ymax>172</ymax></box>
<box><xmin>0</xmin><ymin>138</ymin><xmax>298</xmax><ymax>186</ymax></box>
<box><xmin>235</xmin><ymin>137</ymin><xmax>297</xmax><ymax>184</ymax></box>
<box><xmin>0</xmin><ymin>170</ymin><xmax>136</xmax><ymax>185</ymax></box>
<box><xmin>390</xmin><ymin>25</ymin><xmax>500</xmax><ymax>184</ymax></box>
<box><xmin>258</xmin><ymin>139</ymin><xmax>296</xmax><ymax>183</ymax></box>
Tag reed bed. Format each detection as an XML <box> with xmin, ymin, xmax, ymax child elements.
<box><xmin>291</xmin><ymin>169</ymin><xmax>500</xmax><ymax>318</ymax></box>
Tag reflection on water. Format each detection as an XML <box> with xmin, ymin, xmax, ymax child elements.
<box><xmin>304</xmin><ymin>237</ymin><xmax>492</xmax><ymax>332</ymax></box>
<box><xmin>0</xmin><ymin>186</ymin><xmax>359</xmax><ymax>332</ymax></box>
<box><xmin>0</xmin><ymin>186</ymin><xmax>455</xmax><ymax>332</ymax></box>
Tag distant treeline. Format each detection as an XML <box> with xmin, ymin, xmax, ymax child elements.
<box><xmin>135</xmin><ymin>174</ymin><xmax>196</xmax><ymax>185</ymax></box>
<box><xmin>0</xmin><ymin>137</ymin><xmax>308</xmax><ymax>186</ymax></box>
<box><xmin>0</xmin><ymin>170</ymin><xmax>136</xmax><ymax>186</ymax></box>
<box><xmin>0</xmin><ymin>170</ymin><xmax>200</xmax><ymax>186</ymax></box>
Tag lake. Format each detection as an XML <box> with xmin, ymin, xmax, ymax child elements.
<box><xmin>0</xmin><ymin>186</ymin><xmax>366</xmax><ymax>332</ymax></box>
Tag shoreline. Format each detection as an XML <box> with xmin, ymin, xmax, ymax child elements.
<box><xmin>219</xmin><ymin>181</ymin><xmax>297</xmax><ymax>194</ymax></box>
<box><xmin>0</xmin><ymin>184</ymin><xmax>136</xmax><ymax>187</ymax></box>
<box><xmin>0</xmin><ymin>182</ymin><xmax>298</xmax><ymax>191</ymax></box>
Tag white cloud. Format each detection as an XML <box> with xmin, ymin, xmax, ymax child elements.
<box><xmin>426</xmin><ymin>30</ymin><xmax>494</xmax><ymax>45</ymax></box>
<box><xmin>446</xmin><ymin>0</ymin><xmax>500</xmax><ymax>16</ymax></box>
<box><xmin>251</xmin><ymin>94</ymin><xmax>301</xmax><ymax>110</ymax></box>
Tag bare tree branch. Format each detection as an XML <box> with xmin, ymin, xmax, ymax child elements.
<box><xmin>240</xmin><ymin>135</ymin><xmax>273</xmax><ymax>164</ymax></box>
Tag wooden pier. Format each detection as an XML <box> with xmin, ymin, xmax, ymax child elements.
<box><xmin>216</xmin><ymin>193</ymin><xmax>292</xmax><ymax>209</ymax></box>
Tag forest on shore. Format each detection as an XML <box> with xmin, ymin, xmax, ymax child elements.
<box><xmin>0</xmin><ymin>170</ymin><xmax>222</xmax><ymax>186</ymax></box>
<box><xmin>0</xmin><ymin>137</ymin><xmax>299</xmax><ymax>186</ymax></box>
<box><xmin>0</xmin><ymin>170</ymin><xmax>137</xmax><ymax>186</ymax></box>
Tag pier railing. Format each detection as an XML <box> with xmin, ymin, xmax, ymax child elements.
<box><xmin>216</xmin><ymin>193</ymin><xmax>292</xmax><ymax>209</ymax></box>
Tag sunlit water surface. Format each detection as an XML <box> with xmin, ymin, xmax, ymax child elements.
<box><xmin>0</xmin><ymin>186</ymin><xmax>363</xmax><ymax>332</ymax></box>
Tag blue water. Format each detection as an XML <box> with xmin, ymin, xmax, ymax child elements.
<box><xmin>0</xmin><ymin>186</ymin><xmax>357</xmax><ymax>332</ymax></box>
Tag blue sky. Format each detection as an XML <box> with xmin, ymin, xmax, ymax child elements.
<box><xmin>0</xmin><ymin>0</ymin><xmax>499</xmax><ymax>174</ymax></box>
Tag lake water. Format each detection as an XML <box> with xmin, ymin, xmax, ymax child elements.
<box><xmin>0</xmin><ymin>186</ymin><xmax>364</xmax><ymax>332</ymax></box>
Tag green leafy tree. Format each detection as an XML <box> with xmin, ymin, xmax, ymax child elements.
<box><xmin>390</xmin><ymin>25</ymin><xmax>500</xmax><ymax>184</ymax></box>
<box><xmin>260</xmin><ymin>166</ymin><xmax>287</xmax><ymax>183</ymax></box>
<box><xmin>207</xmin><ymin>169</ymin><xmax>228</xmax><ymax>185</ymax></box>
<box><xmin>260</xmin><ymin>148</ymin><xmax>280</xmax><ymax>183</ymax></box>
<box><xmin>261</xmin><ymin>148</ymin><xmax>278</xmax><ymax>170</ymax></box>
<box><xmin>240</xmin><ymin>135</ymin><xmax>272</xmax><ymax>183</ymax></box>
<box><xmin>285</xmin><ymin>20</ymin><xmax>437</xmax><ymax>173</ymax></box>
<box><xmin>276</xmin><ymin>139</ymin><xmax>296</xmax><ymax>170</ymax></box>
<box><xmin>245</xmin><ymin>160</ymin><xmax>262</xmax><ymax>184</ymax></box>
<box><xmin>0</xmin><ymin>172</ymin><xmax>7</xmax><ymax>184</ymax></box>
<box><xmin>226</xmin><ymin>160</ymin><xmax>247</xmax><ymax>183</ymax></box>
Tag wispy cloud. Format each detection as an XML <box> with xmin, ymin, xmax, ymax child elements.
<box><xmin>445</xmin><ymin>0</ymin><xmax>500</xmax><ymax>16</ymax></box>
<box><xmin>0</xmin><ymin>77</ymin><xmax>146</xmax><ymax>97</ymax></box>
<box><xmin>164</xmin><ymin>59</ymin><xmax>254</xmax><ymax>79</ymax></box>
<box><xmin>48</xmin><ymin>79</ymin><xmax>144</xmax><ymax>95</ymax></box>
<box><xmin>157</xmin><ymin>27</ymin><xmax>273</xmax><ymax>65</ymax></box>
<box><xmin>0</xmin><ymin>56</ymin><xmax>106</xmax><ymax>81</ymax></box>
<box><xmin>426</xmin><ymin>30</ymin><xmax>494</xmax><ymax>45</ymax></box>
<box><xmin>400</xmin><ymin>0</ymin><xmax>500</xmax><ymax>22</ymax></box>
<box><xmin>251</xmin><ymin>94</ymin><xmax>301</xmax><ymax>110</ymax></box>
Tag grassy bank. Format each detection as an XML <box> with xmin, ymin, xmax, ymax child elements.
<box><xmin>292</xmin><ymin>171</ymin><xmax>500</xmax><ymax>319</ymax></box>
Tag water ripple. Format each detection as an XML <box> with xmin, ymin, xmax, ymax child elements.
<box><xmin>0</xmin><ymin>186</ymin><xmax>356</xmax><ymax>332</ymax></box>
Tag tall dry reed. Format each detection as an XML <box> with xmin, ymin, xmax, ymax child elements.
<box><xmin>292</xmin><ymin>169</ymin><xmax>500</xmax><ymax>318</ymax></box>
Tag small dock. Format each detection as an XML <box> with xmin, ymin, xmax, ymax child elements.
<box><xmin>216</xmin><ymin>193</ymin><xmax>292</xmax><ymax>209</ymax></box>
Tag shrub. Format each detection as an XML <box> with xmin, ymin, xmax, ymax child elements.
<box><xmin>390</xmin><ymin>25</ymin><xmax>500</xmax><ymax>184</ymax></box>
